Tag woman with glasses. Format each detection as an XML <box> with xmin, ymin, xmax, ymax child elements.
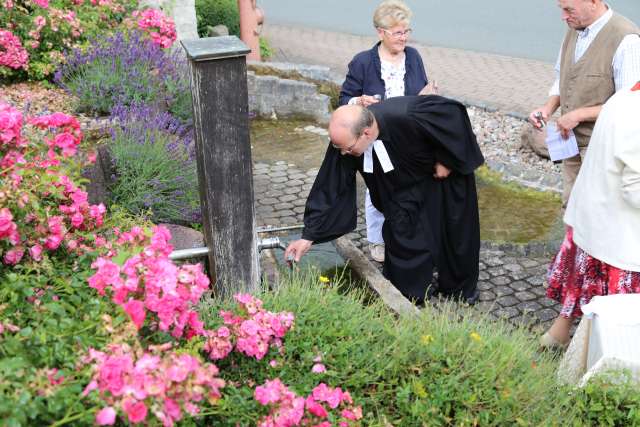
<box><xmin>338</xmin><ymin>0</ymin><xmax>432</xmax><ymax>263</ymax></box>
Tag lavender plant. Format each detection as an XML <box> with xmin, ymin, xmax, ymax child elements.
<box><xmin>165</xmin><ymin>56</ymin><xmax>193</xmax><ymax>125</ymax></box>
<box><xmin>55</xmin><ymin>29</ymin><xmax>190</xmax><ymax>118</ymax></box>
<box><xmin>107</xmin><ymin>103</ymin><xmax>200</xmax><ymax>224</ymax></box>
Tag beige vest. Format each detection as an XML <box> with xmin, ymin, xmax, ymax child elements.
<box><xmin>559</xmin><ymin>13</ymin><xmax>639</xmax><ymax>147</ymax></box>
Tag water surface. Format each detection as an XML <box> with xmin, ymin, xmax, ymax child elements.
<box><xmin>251</xmin><ymin>120</ymin><xmax>563</xmax><ymax>244</ymax></box>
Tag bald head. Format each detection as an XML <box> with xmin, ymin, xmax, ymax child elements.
<box><xmin>328</xmin><ymin>105</ymin><xmax>378</xmax><ymax>156</ymax></box>
<box><xmin>330</xmin><ymin>104</ymin><xmax>374</xmax><ymax>138</ymax></box>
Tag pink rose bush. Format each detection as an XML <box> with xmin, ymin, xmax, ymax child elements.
<box><xmin>255</xmin><ymin>380</ymin><xmax>363</xmax><ymax>427</ymax></box>
<box><xmin>0</xmin><ymin>103</ymin><xmax>106</xmax><ymax>265</ymax></box>
<box><xmin>0</xmin><ymin>0</ymin><xmax>136</xmax><ymax>80</ymax></box>
<box><xmin>82</xmin><ymin>342</ymin><xmax>225</xmax><ymax>426</ymax></box>
<box><xmin>88</xmin><ymin>225</ymin><xmax>209</xmax><ymax>339</ymax></box>
<box><xmin>132</xmin><ymin>8</ymin><xmax>177</xmax><ymax>48</ymax></box>
<box><xmin>204</xmin><ymin>293</ymin><xmax>295</xmax><ymax>361</ymax></box>
<box><xmin>0</xmin><ymin>30</ymin><xmax>29</xmax><ymax>70</ymax></box>
<box><xmin>0</xmin><ymin>104</ymin><xmax>365</xmax><ymax>424</ymax></box>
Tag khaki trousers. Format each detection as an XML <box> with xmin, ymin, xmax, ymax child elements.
<box><xmin>562</xmin><ymin>146</ymin><xmax>589</xmax><ymax>207</ymax></box>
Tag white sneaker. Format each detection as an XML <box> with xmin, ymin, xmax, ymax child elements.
<box><xmin>369</xmin><ymin>243</ymin><xmax>385</xmax><ymax>263</ymax></box>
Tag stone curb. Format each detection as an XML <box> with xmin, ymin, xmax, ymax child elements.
<box><xmin>481</xmin><ymin>239</ymin><xmax>561</xmax><ymax>258</ymax></box>
<box><xmin>334</xmin><ymin>237</ymin><xmax>420</xmax><ymax>317</ymax></box>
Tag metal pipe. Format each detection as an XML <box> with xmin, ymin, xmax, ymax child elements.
<box><xmin>257</xmin><ymin>236</ymin><xmax>287</xmax><ymax>252</ymax></box>
<box><xmin>169</xmin><ymin>247</ymin><xmax>210</xmax><ymax>260</ymax></box>
<box><xmin>256</xmin><ymin>224</ymin><xmax>304</xmax><ymax>233</ymax></box>
<box><xmin>169</xmin><ymin>237</ymin><xmax>288</xmax><ymax>261</ymax></box>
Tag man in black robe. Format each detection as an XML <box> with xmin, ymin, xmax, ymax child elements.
<box><xmin>284</xmin><ymin>95</ymin><xmax>484</xmax><ymax>304</ymax></box>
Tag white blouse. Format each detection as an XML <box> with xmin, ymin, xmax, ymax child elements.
<box><xmin>348</xmin><ymin>54</ymin><xmax>406</xmax><ymax>104</ymax></box>
<box><xmin>380</xmin><ymin>58</ymin><xmax>406</xmax><ymax>99</ymax></box>
<box><xmin>564</xmin><ymin>85</ymin><xmax>640</xmax><ymax>271</ymax></box>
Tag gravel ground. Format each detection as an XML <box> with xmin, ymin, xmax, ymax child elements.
<box><xmin>467</xmin><ymin>106</ymin><xmax>561</xmax><ymax>176</ymax></box>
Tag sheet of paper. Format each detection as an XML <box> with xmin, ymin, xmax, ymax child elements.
<box><xmin>545</xmin><ymin>122</ymin><xmax>580</xmax><ymax>162</ymax></box>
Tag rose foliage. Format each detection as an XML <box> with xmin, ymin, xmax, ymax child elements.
<box><xmin>0</xmin><ymin>1</ymin><xmax>178</xmax><ymax>81</ymax></box>
<box><xmin>0</xmin><ymin>104</ymin><xmax>361</xmax><ymax>426</ymax></box>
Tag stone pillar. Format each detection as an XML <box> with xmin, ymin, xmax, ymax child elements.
<box><xmin>181</xmin><ymin>37</ymin><xmax>259</xmax><ymax>297</ymax></box>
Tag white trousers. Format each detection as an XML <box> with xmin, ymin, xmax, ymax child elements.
<box><xmin>365</xmin><ymin>189</ymin><xmax>384</xmax><ymax>244</ymax></box>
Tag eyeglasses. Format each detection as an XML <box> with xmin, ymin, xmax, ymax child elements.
<box><xmin>379</xmin><ymin>28</ymin><xmax>412</xmax><ymax>39</ymax></box>
<box><xmin>331</xmin><ymin>133</ymin><xmax>361</xmax><ymax>155</ymax></box>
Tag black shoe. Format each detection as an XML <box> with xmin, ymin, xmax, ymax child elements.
<box><xmin>465</xmin><ymin>289</ymin><xmax>480</xmax><ymax>306</ymax></box>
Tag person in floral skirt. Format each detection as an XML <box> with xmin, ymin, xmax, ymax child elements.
<box><xmin>541</xmin><ymin>81</ymin><xmax>640</xmax><ymax>349</ymax></box>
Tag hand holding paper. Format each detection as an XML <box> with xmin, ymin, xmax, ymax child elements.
<box><xmin>545</xmin><ymin>122</ymin><xmax>579</xmax><ymax>162</ymax></box>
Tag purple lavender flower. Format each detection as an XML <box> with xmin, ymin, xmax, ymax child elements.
<box><xmin>107</xmin><ymin>102</ymin><xmax>200</xmax><ymax>224</ymax></box>
<box><xmin>56</xmin><ymin>29</ymin><xmax>190</xmax><ymax>118</ymax></box>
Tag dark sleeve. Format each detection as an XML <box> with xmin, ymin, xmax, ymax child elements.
<box><xmin>339</xmin><ymin>56</ymin><xmax>365</xmax><ymax>106</ymax></box>
<box><xmin>301</xmin><ymin>145</ymin><xmax>358</xmax><ymax>243</ymax></box>
<box><xmin>415</xmin><ymin>50</ymin><xmax>429</xmax><ymax>88</ymax></box>
<box><xmin>405</xmin><ymin>48</ymin><xmax>428</xmax><ymax>96</ymax></box>
<box><xmin>409</xmin><ymin>96</ymin><xmax>484</xmax><ymax>174</ymax></box>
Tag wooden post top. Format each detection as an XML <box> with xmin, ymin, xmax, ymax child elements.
<box><xmin>180</xmin><ymin>36</ymin><xmax>251</xmax><ymax>62</ymax></box>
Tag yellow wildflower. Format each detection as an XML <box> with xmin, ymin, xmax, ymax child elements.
<box><xmin>319</xmin><ymin>275</ymin><xmax>330</xmax><ymax>284</ymax></box>
<box><xmin>420</xmin><ymin>334</ymin><xmax>434</xmax><ymax>345</ymax></box>
<box><xmin>412</xmin><ymin>381</ymin><xmax>428</xmax><ymax>398</ymax></box>
<box><xmin>470</xmin><ymin>332</ymin><xmax>482</xmax><ymax>342</ymax></box>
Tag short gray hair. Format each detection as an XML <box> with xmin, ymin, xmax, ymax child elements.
<box><xmin>373</xmin><ymin>0</ymin><xmax>412</xmax><ymax>29</ymax></box>
<box><xmin>352</xmin><ymin>107</ymin><xmax>375</xmax><ymax>137</ymax></box>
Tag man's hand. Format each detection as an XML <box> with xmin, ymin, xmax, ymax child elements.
<box><xmin>358</xmin><ymin>95</ymin><xmax>381</xmax><ymax>107</ymax></box>
<box><xmin>433</xmin><ymin>162</ymin><xmax>451</xmax><ymax>179</ymax></box>
<box><xmin>556</xmin><ymin>110</ymin><xmax>581</xmax><ymax>139</ymax></box>
<box><xmin>528</xmin><ymin>106</ymin><xmax>551</xmax><ymax>131</ymax></box>
<box><xmin>284</xmin><ymin>239</ymin><xmax>313</xmax><ymax>264</ymax></box>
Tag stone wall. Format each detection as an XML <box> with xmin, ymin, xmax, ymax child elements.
<box><xmin>247</xmin><ymin>72</ymin><xmax>331</xmax><ymax>124</ymax></box>
<box><xmin>249</xmin><ymin>60</ymin><xmax>342</xmax><ymax>84</ymax></box>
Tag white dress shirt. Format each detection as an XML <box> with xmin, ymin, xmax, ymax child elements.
<box><xmin>549</xmin><ymin>8</ymin><xmax>640</xmax><ymax>96</ymax></box>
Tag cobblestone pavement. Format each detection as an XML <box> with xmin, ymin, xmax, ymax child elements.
<box><xmin>253</xmin><ymin>160</ymin><xmax>562</xmax><ymax>330</ymax></box>
<box><xmin>262</xmin><ymin>23</ymin><xmax>555</xmax><ymax>118</ymax></box>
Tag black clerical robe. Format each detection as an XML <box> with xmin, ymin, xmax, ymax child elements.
<box><xmin>301</xmin><ymin>95</ymin><xmax>484</xmax><ymax>301</ymax></box>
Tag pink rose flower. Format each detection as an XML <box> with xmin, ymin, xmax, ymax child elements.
<box><xmin>311</xmin><ymin>363</ymin><xmax>326</xmax><ymax>374</ymax></box>
<box><xmin>95</xmin><ymin>407</ymin><xmax>116</xmax><ymax>425</ymax></box>
<box><xmin>3</xmin><ymin>247</ymin><xmax>24</xmax><ymax>265</ymax></box>
<box><xmin>29</xmin><ymin>244</ymin><xmax>43</xmax><ymax>261</ymax></box>
<box><xmin>122</xmin><ymin>399</ymin><xmax>147</xmax><ymax>424</ymax></box>
<box><xmin>0</xmin><ymin>30</ymin><xmax>29</xmax><ymax>70</ymax></box>
<box><xmin>305</xmin><ymin>396</ymin><xmax>328</xmax><ymax>418</ymax></box>
<box><xmin>123</xmin><ymin>299</ymin><xmax>146</xmax><ymax>329</ymax></box>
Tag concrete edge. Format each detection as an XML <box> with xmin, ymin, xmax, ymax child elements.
<box><xmin>334</xmin><ymin>236</ymin><xmax>420</xmax><ymax>318</ymax></box>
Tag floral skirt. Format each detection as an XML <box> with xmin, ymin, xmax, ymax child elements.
<box><xmin>546</xmin><ymin>227</ymin><xmax>640</xmax><ymax>318</ymax></box>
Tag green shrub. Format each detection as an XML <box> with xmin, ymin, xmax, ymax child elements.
<box><xmin>0</xmin><ymin>251</ymin><xmax>116</xmax><ymax>425</ymax></box>
<box><xmin>196</xmin><ymin>268</ymin><xmax>576</xmax><ymax>426</ymax></box>
<box><xmin>195</xmin><ymin>0</ymin><xmax>240</xmax><ymax>37</ymax></box>
<box><xmin>571</xmin><ymin>373</ymin><xmax>640</xmax><ymax>426</ymax></box>
<box><xmin>260</xmin><ymin>36</ymin><xmax>273</xmax><ymax>59</ymax></box>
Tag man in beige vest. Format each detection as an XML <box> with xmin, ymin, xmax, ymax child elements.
<box><xmin>528</xmin><ymin>0</ymin><xmax>640</xmax><ymax>205</ymax></box>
